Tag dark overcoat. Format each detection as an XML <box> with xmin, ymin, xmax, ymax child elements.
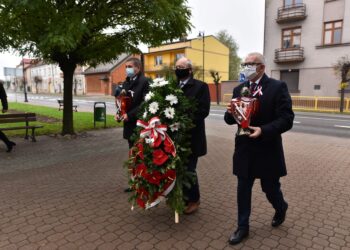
<box><xmin>0</xmin><ymin>82</ymin><xmax>8</xmax><ymax>110</ymax></box>
<box><xmin>182</xmin><ymin>77</ymin><xmax>211</xmax><ymax>157</ymax></box>
<box><xmin>121</xmin><ymin>74</ymin><xmax>149</xmax><ymax>140</ymax></box>
<box><xmin>224</xmin><ymin>74</ymin><xmax>294</xmax><ymax>179</ymax></box>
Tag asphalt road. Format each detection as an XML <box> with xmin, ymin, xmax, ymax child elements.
<box><xmin>7</xmin><ymin>92</ymin><xmax>350</xmax><ymax>138</ymax></box>
<box><xmin>209</xmin><ymin>107</ymin><xmax>350</xmax><ymax>138</ymax></box>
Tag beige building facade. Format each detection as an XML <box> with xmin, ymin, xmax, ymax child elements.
<box><xmin>264</xmin><ymin>0</ymin><xmax>350</xmax><ymax>97</ymax></box>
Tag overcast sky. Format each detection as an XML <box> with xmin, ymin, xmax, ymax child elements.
<box><xmin>0</xmin><ymin>0</ymin><xmax>265</xmax><ymax>79</ymax></box>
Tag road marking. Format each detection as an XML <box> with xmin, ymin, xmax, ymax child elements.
<box><xmin>209</xmin><ymin>114</ymin><xmax>224</xmax><ymax>117</ymax></box>
<box><xmin>294</xmin><ymin>121</ymin><xmax>301</xmax><ymax>124</ymax></box>
<box><xmin>297</xmin><ymin>116</ymin><xmax>349</xmax><ymax>123</ymax></box>
<box><xmin>334</xmin><ymin>125</ymin><xmax>350</xmax><ymax>129</ymax></box>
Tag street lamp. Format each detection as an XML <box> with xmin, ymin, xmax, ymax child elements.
<box><xmin>22</xmin><ymin>57</ymin><xmax>28</xmax><ymax>102</ymax></box>
<box><xmin>198</xmin><ymin>31</ymin><xmax>205</xmax><ymax>81</ymax></box>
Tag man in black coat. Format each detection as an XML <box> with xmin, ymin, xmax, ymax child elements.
<box><xmin>224</xmin><ymin>52</ymin><xmax>294</xmax><ymax>244</ymax></box>
<box><xmin>0</xmin><ymin>80</ymin><xmax>16</xmax><ymax>152</ymax></box>
<box><xmin>175</xmin><ymin>57</ymin><xmax>211</xmax><ymax>214</ymax></box>
<box><xmin>115</xmin><ymin>57</ymin><xmax>149</xmax><ymax>148</ymax></box>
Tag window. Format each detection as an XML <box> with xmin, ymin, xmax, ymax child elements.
<box><xmin>282</xmin><ymin>27</ymin><xmax>301</xmax><ymax>49</ymax></box>
<box><xmin>155</xmin><ymin>55</ymin><xmax>163</xmax><ymax>66</ymax></box>
<box><xmin>284</xmin><ymin>0</ymin><xmax>302</xmax><ymax>7</ymax></box>
<box><xmin>324</xmin><ymin>20</ymin><xmax>342</xmax><ymax>45</ymax></box>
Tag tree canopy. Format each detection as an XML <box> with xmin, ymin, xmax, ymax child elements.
<box><xmin>216</xmin><ymin>30</ymin><xmax>241</xmax><ymax>80</ymax></box>
<box><xmin>0</xmin><ymin>0</ymin><xmax>192</xmax><ymax>134</ymax></box>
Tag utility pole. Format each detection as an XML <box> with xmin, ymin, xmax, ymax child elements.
<box><xmin>198</xmin><ymin>31</ymin><xmax>205</xmax><ymax>81</ymax></box>
<box><xmin>22</xmin><ymin>58</ymin><xmax>28</xmax><ymax>102</ymax></box>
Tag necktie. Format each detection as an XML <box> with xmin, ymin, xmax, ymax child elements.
<box><xmin>179</xmin><ymin>81</ymin><xmax>185</xmax><ymax>88</ymax></box>
<box><xmin>250</xmin><ymin>82</ymin><xmax>257</xmax><ymax>94</ymax></box>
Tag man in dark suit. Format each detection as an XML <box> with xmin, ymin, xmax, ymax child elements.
<box><xmin>115</xmin><ymin>57</ymin><xmax>149</xmax><ymax>148</ymax></box>
<box><xmin>175</xmin><ymin>57</ymin><xmax>211</xmax><ymax>214</ymax></box>
<box><xmin>0</xmin><ymin>80</ymin><xmax>16</xmax><ymax>152</ymax></box>
<box><xmin>224</xmin><ymin>52</ymin><xmax>294</xmax><ymax>244</ymax></box>
<box><xmin>114</xmin><ymin>57</ymin><xmax>149</xmax><ymax>192</ymax></box>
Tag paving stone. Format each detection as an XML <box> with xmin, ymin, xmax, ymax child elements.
<box><xmin>0</xmin><ymin>125</ymin><xmax>349</xmax><ymax>249</ymax></box>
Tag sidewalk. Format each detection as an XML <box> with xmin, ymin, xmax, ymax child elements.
<box><xmin>0</xmin><ymin>125</ymin><xmax>350</xmax><ymax>249</ymax></box>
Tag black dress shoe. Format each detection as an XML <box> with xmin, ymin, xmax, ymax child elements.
<box><xmin>228</xmin><ymin>228</ymin><xmax>249</xmax><ymax>245</ymax></box>
<box><xmin>124</xmin><ymin>187</ymin><xmax>132</xmax><ymax>192</ymax></box>
<box><xmin>272</xmin><ymin>202</ymin><xmax>288</xmax><ymax>227</ymax></box>
<box><xmin>6</xmin><ymin>141</ymin><xmax>16</xmax><ymax>153</ymax></box>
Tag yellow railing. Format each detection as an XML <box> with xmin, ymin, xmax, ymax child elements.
<box><xmin>222</xmin><ymin>94</ymin><xmax>350</xmax><ymax>113</ymax></box>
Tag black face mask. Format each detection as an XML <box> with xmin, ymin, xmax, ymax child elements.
<box><xmin>175</xmin><ymin>68</ymin><xmax>191</xmax><ymax>79</ymax></box>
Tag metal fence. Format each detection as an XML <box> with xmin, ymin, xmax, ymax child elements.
<box><xmin>222</xmin><ymin>94</ymin><xmax>350</xmax><ymax>113</ymax></box>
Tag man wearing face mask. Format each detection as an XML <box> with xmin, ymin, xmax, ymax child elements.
<box><xmin>224</xmin><ymin>52</ymin><xmax>294</xmax><ymax>244</ymax></box>
<box><xmin>115</xmin><ymin>57</ymin><xmax>149</xmax><ymax>191</ymax></box>
<box><xmin>175</xmin><ymin>57</ymin><xmax>210</xmax><ymax>214</ymax></box>
<box><xmin>115</xmin><ymin>57</ymin><xmax>149</xmax><ymax>147</ymax></box>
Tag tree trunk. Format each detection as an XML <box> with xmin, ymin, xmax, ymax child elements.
<box><xmin>215</xmin><ymin>83</ymin><xmax>220</xmax><ymax>105</ymax></box>
<box><xmin>340</xmin><ymin>88</ymin><xmax>345</xmax><ymax>113</ymax></box>
<box><xmin>60</xmin><ymin>61</ymin><xmax>77</xmax><ymax>135</ymax></box>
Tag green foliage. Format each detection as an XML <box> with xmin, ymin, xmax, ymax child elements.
<box><xmin>0</xmin><ymin>0</ymin><xmax>192</xmax><ymax>64</ymax></box>
<box><xmin>0</xmin><ymin>0</ymin><xmax>192</xmax><ymax>134</ymax></box>
<box><xmin>126</xmin><ymin>78</ymin><xmax>195</xmax><ymax>213</ymax></box>
<box><xmin>334</xmin><ymin>56</ymin><xmax>350</xmax><ymax>88</ymax></box>
<box><xmin>216</xmin><ymin>30</ymin><xmax>241</xmax><ymax>80</ymax></box>
<box><xmin>1</xmin><ymin>102</ymin><xmax>120</xmax><ymax>136</ymax></box>
<box><xmin>210</xmin><ymin>70</ymin><xmax>221</xmax><ymax>85</ymax></box>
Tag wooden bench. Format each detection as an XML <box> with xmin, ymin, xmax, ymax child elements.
<box><xmin>0</xmin><ymin>113</ymin><xmax>43</xmax><ymax>142</ymax></box>
<box><xmin>57</xmin><ymin>99</ymin><xmax>78</xmax><ymax>112</ymax></box>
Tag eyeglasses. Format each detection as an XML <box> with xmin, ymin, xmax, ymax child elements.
<box><xmin>241</xmin><ymin>63</ymin><xmax>262</xmax><ymax>67</ymax></box>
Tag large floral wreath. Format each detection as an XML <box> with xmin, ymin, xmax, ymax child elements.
<box><xmin>126</xmin><ymin>78</ymin><xmax>195</xmax><ymax>217</ymax></box>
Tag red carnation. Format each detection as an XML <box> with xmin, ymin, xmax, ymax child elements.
<box><xmin>164</xmin><ymin>169</ymin><xmax>176</xmax><ymax>180</ymax></box>
<box><xmin>152</xmin><ymin>149</ymin><xmax>169</xmax><ymax>166</ymax></box>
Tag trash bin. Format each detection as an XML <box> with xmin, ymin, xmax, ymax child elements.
<box><xmin>94</xmin><ymin>102</ymin><xmax>106</xmax><ymax>128</ymax></box>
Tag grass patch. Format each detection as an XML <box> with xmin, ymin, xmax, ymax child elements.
<box><xmin>0</xmin><ymin>102</ymin><xmax>122</xmax><ymax>137</ymax></box>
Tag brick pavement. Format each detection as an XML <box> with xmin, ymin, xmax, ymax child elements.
<box><xmin>0</xmin><ymin>122</ymin><xmax>350</xmax><ymax>250</ymax></box>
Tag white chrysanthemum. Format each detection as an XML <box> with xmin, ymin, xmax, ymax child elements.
<box><xmin>165</xmin><ymin>94</ymin><xmax>178</xmax><ymax>105</ymax></box>
<box><xmin>150</xmin><ymin>78</ymin><xmax>168</xmax><ymax>88</ymax></box>
<box><xmin>145</xmin><ymin>92</ymin><xmax>154</xmax><ymax>101</ymax></box>
<box><xmin>164</xmin><ymin>107</ymin><xmax>175</xmax><ymax>119</ymax></box>
<box><xmin>149</xmin><ymin>102</ymin><xmax>159</xmax><ymax>114</ymax></box>
<box><xmin>158</xmin><ymin>80</ymin><xmax>169</xmax><ymax>87</ymax></box>
<box><xmin>169</xmin><ymin>122</ymin><xmax>180</xmax><ymax>132</ymax></box>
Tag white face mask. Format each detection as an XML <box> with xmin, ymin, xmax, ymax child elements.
<box><xmin>241</xmin><ymin>65</ymin><xmax>258</xmax><ymax>81</ymax></box>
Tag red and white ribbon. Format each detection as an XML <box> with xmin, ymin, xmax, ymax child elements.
<box><xmin>252</xmin><ymin>86</ymin><xmax>263</xmax><ymax>97</ymax></box>
<box><xmin>145</xmin><ymin>177</ymin><xmax>176</xmax><ymax>210</ymax></box>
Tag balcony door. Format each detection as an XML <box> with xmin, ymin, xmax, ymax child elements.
<box><xmin>284</xmin><ymin>0</ymin><xmax>302</xmax><ymax>7</ymax></box>
<box><xmin>282</xmin><ymin>27</ymin><xmax>301</xmax><ymax>49</ymax></box>
<box><xmin>280</xmin><ymin>70</ymin><xmax>299</xmax><ymax>93</ymax></box>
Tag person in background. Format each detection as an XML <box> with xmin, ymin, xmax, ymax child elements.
<box><xmin>0</xmin><ymin>80</ymin><xmax>16</xmax><ymax>152</ymax></box>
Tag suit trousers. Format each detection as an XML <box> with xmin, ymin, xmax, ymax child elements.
<box><xmin>183</xmin><ymin>155</ymin><xmax>200</xmax><ymax>203</ymax></box>
<box><xmin>237</xmin><ymin>177</ymin><xmax>287</xmax><ymax>230</ymax></box>
<box><xmin>0</xmin><ymin>131</ymin><xmax>11</xmax><ymax>147</ymax></box>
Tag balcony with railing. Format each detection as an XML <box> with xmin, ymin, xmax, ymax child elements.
<box><xmin>277</xmin><ymin>3</ymin><xmax>307</xmax><ymax>23</ymax></box>
<box><xmin>274</xmin><ymin>47</ymin><xmax>304</xmax><ymax>63</ymax></box>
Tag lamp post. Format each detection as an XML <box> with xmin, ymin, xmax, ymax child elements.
<box><xmin>198</xmin><ymin>31</ymin><xmax>205</xmax><ymax>81</ymax></box>
<box><xmin>22</xmin><ymin>58</ymin><xmax>28</xmax><ymax>102</ymax></box>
